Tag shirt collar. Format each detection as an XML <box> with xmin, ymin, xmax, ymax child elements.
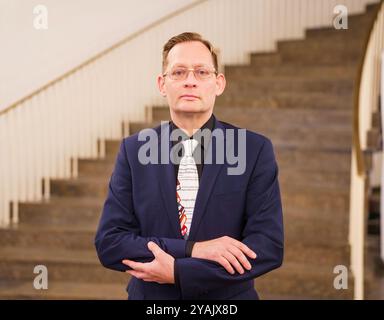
<box><xmin>170</xmin><ymin>114</ymin><xmax>215</xmax><ymax>150</ymax></box>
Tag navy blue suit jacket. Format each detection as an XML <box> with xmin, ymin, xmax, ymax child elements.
<box><xmin>95</xmin><ymin>115</ymin><xmax>284</xmax><ymax>299</ymax></box>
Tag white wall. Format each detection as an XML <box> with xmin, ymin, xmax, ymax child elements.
<box><xmin>0</xmin><ymin>0</ymin><xmax>198</xmax><ymax>111</ymax></box>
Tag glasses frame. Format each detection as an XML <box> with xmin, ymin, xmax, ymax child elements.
<box><xmin>163</xmin><ymin>67</ymin><xmax>218</xmax><ymax>81</ymax></box>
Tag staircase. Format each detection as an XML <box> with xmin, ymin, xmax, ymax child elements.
<box><xmin>0</xmin><ymin>3</ymin><xmax>379</xmax><ymax>299</ymax></box>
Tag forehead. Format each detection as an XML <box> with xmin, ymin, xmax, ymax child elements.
<box><xmin>166</xmin><ymin>41</ymin><xmax>214</xmax><ymax>68</ymax></box>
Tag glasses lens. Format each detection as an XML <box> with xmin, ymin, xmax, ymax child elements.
<box><xmin>170</xmin><ymin>68</ymin><xmax>187</xmax><ymax>80</ymax></box>
<box><xmin>195</xmin><ymin>68</ymin><xmax>211</xmax><ymax>80</ymax></box>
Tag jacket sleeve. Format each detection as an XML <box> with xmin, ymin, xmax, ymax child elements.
<box><xmin>175</xmin><ymin>138</ymin><xmax>284</xmax><ymax>298</ymax></box>
<box><xmin>94</xmin><ymin>139</ymin><xmax>187</xmax><ymax>272</ymax></box>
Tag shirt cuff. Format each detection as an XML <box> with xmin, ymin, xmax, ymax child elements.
<box><xmin>174</xmin><ymin>260</ymin><xmax>180</xmax><ymax>289</ymax></box>
<box><xmin>185</xmin><ymin>241</ymin><xmax>196</xmax><ymax>257</ymax></box>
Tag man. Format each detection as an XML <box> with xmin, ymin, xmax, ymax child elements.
<box><xmin>95</xmin><ymin>32</ymin><xmax>283</xmax><ymax>300</ymax></box>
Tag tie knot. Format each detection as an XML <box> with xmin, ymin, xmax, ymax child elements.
<box><xmin>182</xmin><ymin>139</ymin><xmax>199</xmax><ymax>157</ymax></box>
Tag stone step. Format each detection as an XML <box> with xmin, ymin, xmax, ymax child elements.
<box><xmin>367</xmin><ymin>127</ymin><xmax>382</xmax><ymax>151</ymax></box>
<box><xmin>215</xmin><ymin>107</ymin><xmax>352</xmax><ymax>130</ymax></box>
<box><xmin>17</xmin><ymin>199</ymin><xmax>350</xmax><ymax>248</ymax></box>
<box><xmin>224</xmin><ymin>77</ymin><xmax>354</xmax><ymax>96</ymax></box>
<box><xmin>75</xmin><ymin>158</ymin><xmax>351</xmax><ymax>191</ymax></box>
<box><xmin>250</xmin><ymin>52</ymin><xmax>281</xmax><ymax>67</ymax></box>
<box><xmin>285</xmin><ymin>241</ymin><xmax>350</xmax><ymax>268</ymax></box>
<box><xmin>105</xmin><ymin>139</ymin><xmax>121</xmax><ymax>159</ymax></box>
<box><xmin>305</xmin><ymin>12</ymin><xmax>374</xmax><ymax>40</ymax></box>
<box><xmin>372</xmin><ymin>111</ymin><xmax>381</xmax><ymax>129</ymax></box>
<box><xmin>129</xmin><ymin>120</ymin><xmax>352</xmax><ymax>150</ymax></box>
<box><xmin>256</xmin><ymin>261</ymin><xmax>354</xmax><ymax>299</ymax></box>
<box><xmin>78</xmin><ymin>158</ymin><xmax>115</xmax><ymax>177</ymax></box>
<box><xmin>277</xmin><ymin>36</ymin><xmax>365</xmax><ymax>56</ymax></box>
<box><xmin>50</xmin><ymin>164</ymin><xmax>351</xmax><ymax>198</ymax></box>
<box><xmin>275</xmin><ymin>147</ymin><xmax>351</xmax><ymax>173</ymax></box>
<box><xmin>279</xmin><ymin>168</ymin><xmax>350</xmax><ymax>191</ymax></box>
<box><xmin>215</xmin><ymin>91</ymin><xmax>354</xmax><ymax>109</ymax></box>
<box><xmin>151</xmin><ymin>106</ymin><xmax>353</xmax><ymax>129</ymax></box>
<box><xmin>284</xmin><ymin>209</ymin><xmax>349</xmax><ymax>248</ymax></box>
<box><xmin>0</xmin><ymin>280</ymin><xmax>127</xmax><ymax>299</ymax></box>
<box><xmin>0</xmin><ymin>247</ymin><xmax>128</xmax><ymax>284</ymax></box>
<box><xmin>89</xmin><ymin>141</ymin><xmax>351</xmax><ymax>172</ymax></box>
<box><xmin>282</xmin><ymin>185</ymin><xmax>349</xmax><ymax>214</ymax></box>
<box><xmin>224</xmin><ymin>64</ymin><xmax>357</xmax><ymax>80</ymax></box>
<box><xmin>18</xmin><ymin>196</ymin><xmax>103</xmax><ymax>228</ymax></box>
<box><xmin>0</xmin><ymin>226</ymin><xmax>95</xmax><ymax>251</ymax></box>
<box><xmin>275</xmin><ymin>36</ymin><xmax>364</xmax><ymax>66</ymax></box>
<box><xmin>369</xmin><ymin>189</ymin><xmax>380</xmax><ymax>215</ymax></box>
<box><xmin>0</xmin><ymin>244</ymin><xmax>350</xmax><ymax>299</ymax></box>
<box><xmin>279</xmin><ymin>45</ymin><xmax>362</xmax><ymax>66</ymax></box>
<box><xmin>50</xmin><ymin>176</ymin><xmax>109</xmax><ymax>198</ymax></box>
<box><xmin>79</xmin><ymin>140</ymin><xmax>353</xmax><ymax>176</ymax></box>
<box><xmin>18</xmin><ymin>191</ymin><xmax>349</xmax><ymax>231</ymax></box>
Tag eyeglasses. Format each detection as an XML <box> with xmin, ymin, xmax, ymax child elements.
<box><xmin>163</xmin><ymin>67</ymin><xmax>218</xmax><ymax>81</ymax></box>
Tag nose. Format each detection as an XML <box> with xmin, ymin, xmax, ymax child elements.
<box><xmin>183</xmin><ymin>70</ymin><xmax>198</xmax><ymax>88</ymax></box>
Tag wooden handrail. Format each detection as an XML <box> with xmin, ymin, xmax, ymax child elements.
<box><xmin>0</xmin><ymin>0</ymin><xmax>207</xmax><ymax>117</ymax></box>
<box><xmin>353</xmin><ymin>0</ymin><xmax>384</xmax><ymax>176</ymax></box>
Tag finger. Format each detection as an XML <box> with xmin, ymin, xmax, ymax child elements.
<box><xmin>147</xmin><ymin>241</ymin><xmax>164</xmax><ymax>258</ymax></box>
<box><xmin>222</xmin><ymin>252</ymin><xmax>245</xmax><ymax>275</ymax></box>
<box><xmin>126</xmin><ymin>270</ymin><xmax>148</xmax><ymax>279</ymax></box>
<box><xmin>218</xmin><ymin>256</ymin><xmax>235</xmax><ymax>275</ymax></box>
<box><xmin>228</xmin><ymin>245</ymin><xmax>252</xmax><ymax>270</ymax></box>
<box><xmin>232</xmin><ymin>240</ymin><xmax>257</xmax><ymax>259</ymax></box>
<box><xmin>122</xmin><ymin>259</ymin><xmax>146</xmax><ymax>272</ymax></box>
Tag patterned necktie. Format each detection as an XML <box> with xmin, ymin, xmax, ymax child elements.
<box><xmin>176</xmin><ymin>139</ymin><xmax>199</xmax><ymax>239</ymax></box>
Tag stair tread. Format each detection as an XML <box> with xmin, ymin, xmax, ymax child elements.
<box><xmin>0</xmin><ymin>246</ymin><xmax>97</xmax><ymax>264</ymax></box>
<box><xmin>0</xmin><ymin>280</ymin><xmax>126</xmax><ymax>299</ymax></box>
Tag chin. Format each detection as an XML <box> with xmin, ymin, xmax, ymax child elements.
<box><xmin>175</xmin><ymin>104</ymin><xmax>204</xmax><ymax>113</ymax></box>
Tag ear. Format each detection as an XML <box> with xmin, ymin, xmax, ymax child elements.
<box><xmin>157</xmin><ymin>74</ymin><xmax>166</xmax><ymax>97</ymax></box>
<box><xmin>215</xmin><ymin>73</ymin><xmax>226</xmax><ymax>96</ymax></box>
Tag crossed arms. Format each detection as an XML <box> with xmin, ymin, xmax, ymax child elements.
<box><xmin>94</xmin><ymin>137</ymin><xmax>283</xmax><ymax>298</ymax></box>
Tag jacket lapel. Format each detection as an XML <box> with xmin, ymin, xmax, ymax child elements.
<box><xmin>156</xmin><ymin>122</ymin><xmax>183</xmax><ymax>239</ymax></box>
<box><xmin>188</xmin><ymin>118</ymin><xmax>225</xmax><ymax>240</ymax></box>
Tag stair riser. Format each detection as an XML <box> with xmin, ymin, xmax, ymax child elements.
<box><xmin>285</xmin><ymin>216</ymin><xmax>349</xmax><ymax>247</ymax></box>
<box><xmin>128</xmin><ymin>125</ymin><xmax>352</xmax><ymax>150</ymax></box>
<box><xmin>153</xmin><ymin>107</ymin><xmax>353</xmax><ymax>129</ymax></box>
<box><xmin>276</xmin><ymin>149</ymin><xmax>351</xmax><ymax>173</ymax></box>
<box><xmin>225</xmin><ymin>80</ymin><xmax>354</xmax><ymax>96</ymax></box>
<box><xmin>282</xmin><ymin>191</ymin><xmax>349</xmax><ymax>213</ymax></box>
<box><xmin>215</xmin><ymin>94</ymin><xmax>353</xmax><ymax>109</ymax></box>
<box><xmin>0</xmin><ymin>261</ymin><xmax>127</xmax><ymax>284</ymax></box>
<box><xmin>250</xmin><ymin>53</ymin><xmax>281</xmax><ymax>67</ymax></box>
<box><xmin>224</xmin><ymin>66</ymin><xmax>356</xmax><ymax>79</ymax></box>
<box><xmin>78</xmin><ymin>168</ymin><xmax>351</xmax><ymax>191</ymax></box>
<box><xmin>279</xmin><ymin>171</ymin><xmax>350</xmax><ymax>190</ymax></box>
<box><xmin>82</xmin><ymin>141</ymin><xmax>352</xmax><ymax>174</ymax></box>
<box><xmin>285</xmin><ymin>244</ymin><xmax>350</xmax><ymax>267</ymax></box>
<box><xmin>256</xmin><ymin>273</ymin><xmax>354</xmax><ymax>299</ymax></box>
<box><xmin>50</xmin><ymin>180</ymin><xmax>109</xmax><ymax>198</ymax></box>
<box><xmin>105</xmin><ymin>140</ymin><xmax>121</xmax><ymax>159</ymax></box>
<box><xmin>49</xmin><ymin>170</ymin><xmax>350</xmax><ymax>199</ymax></box>
<box><xmin>19</xmin><ymin>204</ymin><xmax>102</xmax><ymax>228</ymax></box>
<box><xmin>78</xmin><ymin>160</ymin><xmax>114</xmax><ymax>177</ymax></box>
<box><xmin>0</xmin><ymin>230</ymin><xmax>95</xmax><ymax>251</ymax></box>
<box><xmin>18</xmin><ymin>198</ymin><xmax>348</xmax><ymax>234</ymax></box>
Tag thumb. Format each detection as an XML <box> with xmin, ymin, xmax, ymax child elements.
<box><xmin>148</xmin><ymin>241</ymin><xmax>163</xmax><ymax>258</ymax></box>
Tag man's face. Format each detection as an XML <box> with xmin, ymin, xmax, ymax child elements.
<box><xmin>158</xmin><ymin>41</ymin><xmax>226</xmax><ymax>116</ymax></box>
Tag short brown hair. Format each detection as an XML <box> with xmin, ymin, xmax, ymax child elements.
<box><xmin>162</xmin><ymin>32</ymin><xmax>218</xmax><ymax>72</ymax></box>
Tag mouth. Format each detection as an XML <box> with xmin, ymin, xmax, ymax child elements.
<box><xmin>180</xmin><ymin>95</ymin><xmax>199</xmax><ymax>100</ymax></box>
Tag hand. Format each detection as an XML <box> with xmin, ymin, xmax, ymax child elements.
<box><xmin>122</xmin><ymin>241</ymin><xmax>175</xmax><ymax>284</ymax></box>
<box><xmin>192</xmin><ymin>236</ymin><xmax>257</xmax><ymax>275</ymax></box>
